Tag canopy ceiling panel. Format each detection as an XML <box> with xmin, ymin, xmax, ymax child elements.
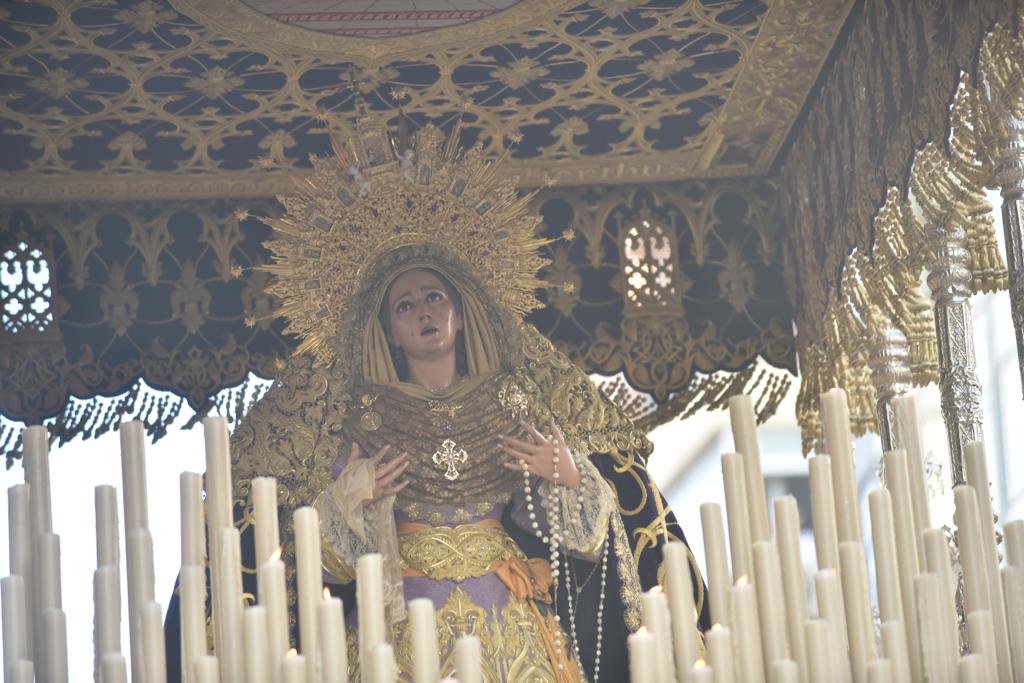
<box><xmin>0</xmin><ymin>0</ymin><xmax>852</xmax><ymax>201</ymax></box>
<box><xmin>0</xmin><ymin>0</ymin><xmax>828</xmax><ymax>456</ymax></box>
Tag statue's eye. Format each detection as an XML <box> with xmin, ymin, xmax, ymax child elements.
<box><xmin>395</xmin><ymin>300</ymin><xmax>413</xmax><ymax>313</ymax></box>
<box><xmin>426</xmin><ymin>291</ymin><xmax>445</xmax><ymax>303</ymax></box>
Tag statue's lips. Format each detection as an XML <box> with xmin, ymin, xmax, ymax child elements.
<box><xmin>420</xmin><ymin>326</ymin><xmax>439</xmax><ymax>336</ymax></box>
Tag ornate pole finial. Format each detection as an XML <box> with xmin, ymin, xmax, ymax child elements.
<box><xmin>866</xmin><ymin>324</ymin><xmax>912</xmax><ymax>452</ymax></box>
<box><xmin>993</xmin><ymin>115</ymin><xmax>1024</xmax><ymax>396</ymax></box>
<box><xmin>925</xmin><ymin>215</ymin><xmax>984</xmax><ymax>485</ymax></box>
<box><xmin>975</xmin><ymin>25</ymin><xmax>1024</xmax><ymax>396</ymax></box>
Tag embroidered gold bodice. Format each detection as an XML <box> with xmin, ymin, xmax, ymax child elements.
<box><xmin>341</xmin><ymin>372</ymin><xmax>524</xmax><ymax>506</ymax></box>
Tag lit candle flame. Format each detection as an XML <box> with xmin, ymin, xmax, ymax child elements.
<box><xmin>323</xmin><ymin>587</ymin><xmax>332</xmax><ymax>600</ymax></box>
<box><xmin>271</xmin><ymin>546</ymin><xmax>283</xmax><ymax>562</ymax></box>
<box><xmin>735</xmin><ymin>575</ymin><xmax>749</xmax><ymax>587</ymax></box>
<box><xmin>694</xmin><ymin>659</ymin><xmax>708</xmax><ymax>668</ymax></box>
<box><xmin>286</xmin><ymin>647</ymin><xmax>297</xmax><ymax>658</ymax></box>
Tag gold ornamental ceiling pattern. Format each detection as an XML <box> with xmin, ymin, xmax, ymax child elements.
<box><xmin>0</xmin><ymin>0</ymin><xmax>853</xmax><ymax>202</ymax></box>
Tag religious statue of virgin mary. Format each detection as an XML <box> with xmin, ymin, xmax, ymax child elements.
<box><xmin>167</xmin><ymin>119</ymin><xmax>709</xmax><ymax>682</ymax></box>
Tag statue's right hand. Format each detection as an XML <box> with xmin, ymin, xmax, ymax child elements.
<box><xmin>348</xmin><ymin>443</ymin><xmax>410</xmax><ymax>500</ymax></box>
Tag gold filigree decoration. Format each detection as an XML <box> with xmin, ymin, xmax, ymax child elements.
<box><xmin>257</xmin><ymin>122</ymin><xmax>550</xmax><ymax>363</ymax></box>
<box><xmin>778</xmin><ymin>0</ymin><xmax>1018</xmax><ymax>451</ymax></box>
<box><xmin>398</xmin><ymin>523</ymin><xmax>525</xmax><ymax>582</ymax></box>
<box><xmin>533</xmin><ymin>180</ymin><xmax>795</xmax><ymax>403</ymax></box>
<box><xmin>0</xmin><ymin>0</ymin><xmax>852</xmax><ymax>199</ymax></box>
<box><xmin>0</xmin><ymin>202</ymin><xmax>286</xmax><ymax>445</ymax></box>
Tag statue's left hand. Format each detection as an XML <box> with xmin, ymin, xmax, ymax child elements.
<box><xmin>499</xmin><ymin>418</ymin><xmax>582</xmax><ymax>488</ymax></box>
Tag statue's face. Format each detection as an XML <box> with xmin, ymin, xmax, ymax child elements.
<box><xmin>385</xmin><ymin>269</ymin><xmax>463</xmax><ymax>362</ymax></box>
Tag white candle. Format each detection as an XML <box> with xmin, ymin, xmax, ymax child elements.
<box><xmin>641</xmin><ymin>588</ymin><xmax>676</xmax><ymax>683</ymax></box>
<box><xmin>965</xmin><ymin>610</ymin><xmax>998</xmax><ymax>682</ymax></box>
<box><xmin>18</xmin><ymin>430</ymin><xmax>48</xmax><ymax>683</ymax></box>
<box><xmin>953</xmin><ymin>487</ymin><xmax>991</xmax><ymax>615</ymax></box>
<box><xmin>126</xmin><ymin>528</ymin><xmax>155</xmax><ymax>683</ymax></box>
<box><xmin>721</xmin><ymin>453</ymin><xmax>753</xmax><ymax>580</ymax></box>
<box><xmin>664</xmin><ymin>541</ymin><xmax>700</xmax><ymax>673</ymax></box>
<box><xmin>123</xmin><ymin>424</ymin><xmax>154</xmax><ymax>683</ymax></box>
<box><xmin>217</xmin><ymin>527</ymin><xmax>244</xmax><ymax>682</ymax></box>
<box><xmin>42</xmin><ymin>607</ymin><xmax>68</xmax><ymax>683</ymax></box>
<box><xmin>839</xmin><ymin>541</ymin><xmax>876</xmax><ymax>683</ymax></box>
<box><xmin>922</xmin><ymin>529</ymin><xmax>959</xmax><ymax>676</ymax></box>
<box><xmin>868</xmin><ymin>490</ymin><xmax>903</xmax><ymax>624</ymax></box>
<box><xmin>7</xmin><ymin>484</ymin><xmax>33</xmax><ymax>578</ymax></box>
<box><xmin>251</xmin><ymin>477</ymin><xmax>281</xmax><ymax>566</ymax></box>
<box><xmin>1000</xmin><ymin>566</ymin><xmax>1024</xmax><ymax>683</ymax></box>
<box><xmin>257</xmin><ymin>554</ymin><xmax>289</xmax><ymax>665</ymax></box>
<box><xmin>180</xmin><ymin>473</ymin><xmax>206</xmax><ymax>568</ymax></box>
<box><xmin>891</xmin><ymin>394</ymin><xmax>930</xmax><ymax>559</ymax></box>
<box><xmin>814</xmin><ymin>570</ymin><xmax>849</xmax><ymax>668</ymax></box>
<box><xmin>752</xmin><ymin>541</ymin><xmax>789</xmax><ymax>668</ymax></box>
<box><xmin>819</xmin><ymin>389</ymin><xmax>862</xmax><ymax>543</ymax></box>
<box><xmin>772</xmin><ymin>659</ymin><xmax>799</xmax><ymax>683</ymax></box>
<box><xmin>728</xmin><ymin>394</ymin><xmax>771</xmax><ymax>543</ymax></box>
<box><xmin>282</xmin><ymin>653</ymin><xmax>307</xmax><ymax>683</ymax></box>
<box><xmin>705</xmin><ymin>624</ymin><xmax>734</xmax><ymax>683</ymax></box>
<box><xmin>357</xmin><ymin>553</ymin><xmax>386</xmax><ymax>676</ymax></box>
<box><xmin>244</xmin><ymin>605</ymin><xmax>270</xmax><ymax>683</ymax></box>
<box><xmin>119</xmin><ymin>421</ymin><xmax>149</xmax><ymax>531</ymax></box>
<box><xmin>914</xmin><ymin>573</ymin><xmax>954</xmax><ymax>683</ymax></box>
<box><xmin>880</xmin><ymin>450</ymin><xmax>922</xmax><ymax>683</ymax></box>
<box><xmin>803</xmin><ymin>620</ymin><xmax>837</xmax><ymax>682</ymax></box>
<box><xmin>7</xmin><ymin>484</ymin><xmax>34</xmax><ymax>663</ymax></box>
<box><xmin>628</xmin><ymin>628</ymin><xmax>657</xmax><ymax>683</ymax></box>
<box><xmin>878</xmin><ymin>621</ymin><xmax>911</xmax><ymax>683</ymax></box>
<box><xmin>295</xmin><ymin>506</ymin><xmax>323</xmax><ymax>681</ymax></box>
<box><xmin>700</xmin><ymin>503</ymin><xmax>731</xmax><ymax>628</ymax></box>
<box><xmin>142</xmin><ymin>602</ymin><xmax>167</xmax><ymax>683</ymax></box>
<box><xmin>730</xmin><ymin>577</ymin><xmax>765</xmax><ymax>683</ymax></box>
<box><xmin>773</xmin><ymin>496</ymin><xmax>808</xmax><ymax>682</ymax></box>
<box><xmin>808</xmin><ymin>455</ymin><xmax>840</xmax><ymax>570</ymax></box>
<box><xmin>94</xmin><ymin>566</ymin><xmax>121</xmax><ymax>667</ymax></box>
<box><xmin>194</xmin><ymin>655</ymin><xmax>220</xmax><ymax>683</ymax></box>
<box><xmin>372</xmin><ymin>643</ymin><xmax>398</xmax><ymax>683</ymax></box>
<box><xmin>180</xmin><ymin>565</ymin><xmax>207</xmax><ymax>683</ymax></box>
<box><xmin>957</xmin><ymin>654</ymin><xmax>986</xmax><ymax>683</ymax></box>
<box><xmin>7</xmin><ymin>660</ymin><xmax>33</xmax><ymax>683</ymax></box>
<box><xmin>964</xmin><ymin>442</ymin><xmax>1012</xmax><ymax>683</ymax></box>
<box><xmin>203</xmin><ymin>417</ymin><xmax>234</xmax><ymax>533</ymax></box>
<box><xmin>1006</xmin><ymin>520</ymin><xmax>1024</xmax><ymax>568</ymax></box>
<box><xmin>865</xmin><ymin>659</ymin><xmax>892</xmax><ymax>683</ymax></box>
<box><xmin>691</xmin><ymin>660</ymin><xmax>715</xmax><ymax>683</ymax></box>
<box><xmin>101</xmin><ymin>653</ymin><xmax>128</xmax><ymax>683</ymax></box>
<box><xmin>2</xmin><ymin>575</ymin><xmax>28</xmax><ymax>675</ymax></box>
<box><xmin>203</xmin><ymin>417</ymin><xmax>233</xmax><ymax>677</ymax></box>
<box><xmin>454</xmin><ymin>636</ymin><xmax>480</xmax><ymax>683</ymax></box>
<box><xmin>319</xmin><ymin>591</ymin><xmax>348</xmax><ymax>683</ymax></box>
<box><xmin>37</xmin><ymin>531</ymin><xmax>61</xmax><ymax>609</ymax></box>
<box><xmin>408</xmin><ymin>597</ymin><xmax>440</xmax><ymax>683</ymax></box>
<box><xmin>23</xmin><ymin>425</ymin><xmax>52</xmax><ymax>536</ymax></box>
<box><xmin>95</xmin><ymin>485</ymin><xmax>120</xmax><ymax>568</ymax></box>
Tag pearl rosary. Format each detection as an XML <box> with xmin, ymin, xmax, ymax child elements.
<box><xmin>519</xmin><ymin>429</ymin><xmax>608</xmax><ymax>682</ymax></box>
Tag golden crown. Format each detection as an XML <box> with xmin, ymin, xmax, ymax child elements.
<box><xmin>255</xmin><ymin>118</ymin><xmax>553</xmax><ymax>364</ymax></box>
